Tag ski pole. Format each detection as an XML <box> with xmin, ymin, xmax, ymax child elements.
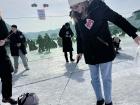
<box><xmin>57</xmin><ymin>56</ymin><xmax>81</xmax><ymax>105</ymax></box>
<box><xmin>7</xmin><ymin>32</ymin><xmax>14</xmax><ymax>38</ymax></box>
<box><xmin>3</xmin><ymin>32</ymin><xmax>14</xmax><ymax>41</ymax></box>
<box><xmin>134</xmin><ymin>45</ymin><xmax>140</xmax><ymax>63</ymax></box>
<box><xmin>57</xmin><ymin>71</ymin><xmax>73</xmax><ymax>105</ymax></box>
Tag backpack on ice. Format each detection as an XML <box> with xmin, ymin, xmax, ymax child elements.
<box><xmin>18</xmin><ymin>93</ymin><xmax>39</xmax><ymax>105</ymax></box>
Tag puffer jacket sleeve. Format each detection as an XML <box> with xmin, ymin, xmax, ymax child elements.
<box><xmin>103</xmin><ymin>4</ymin><xmax>138</xmax><ymax>39</ymax></box>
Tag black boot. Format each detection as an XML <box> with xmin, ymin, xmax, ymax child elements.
<box><xmin>69</xmin><ymin>51</ymin><xmax>75</xmax><ymax>62</ymax></box>
<box><xmin>2</xmin><ymin>98</ymin><xmax>17</xmax><ymax>104</ymax></box>
<box><xmin>64</xmin><ymin>52</ymin><xmax>69</xmax><ymax>62</ymax></box>
<box><xmin>70</xmin><ymin>58</ymin><xmax>75</xmax><ymax>62</ymax></box>
<box><xmin>105</xmin><ymin>102</ymin><xmax>113</xmax><ymax>105</ymax></box>
<box><xmin>96</xmin><ymin>99</ymin><xmax>104</xmax><ymax>105</ymax></box>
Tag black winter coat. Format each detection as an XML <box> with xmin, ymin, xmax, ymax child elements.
<box><xmin>9</xmin><ymin>30</ymin><xmax>27</xmax><ymax>56</ymax></box>
<box><xmin>0</xmin><ymin>19</ymin><xmax>14</xmax><ymax>73</ymax></box>
<box><xmin>59</xmin><ymin>26</ymin><xmax>74</xmax><ymax>52</ymax></box>
<box><xmin>76</xmin><ymin>0</ymin><xmax>138</xmax><ymax>65</ymax></box>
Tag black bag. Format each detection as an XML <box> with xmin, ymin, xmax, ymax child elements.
<box><xmin>18</xmin><ymin>93</ymin><xmax>39</xmax><ymax>105</ymax></box>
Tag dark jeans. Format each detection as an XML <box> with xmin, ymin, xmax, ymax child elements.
<box><xmin>0</xmin><ymin>72</ymin><xmax>12</xmax><ymax>99</ymax></box>
<box><xmin>64</xmin><ymin>51</ymin><xmax>73</xmax><ymax>62</ymax></box>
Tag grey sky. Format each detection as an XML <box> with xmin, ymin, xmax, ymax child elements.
<box><xmin>0</xmin><ymin>0</ymin><xmax>140</xmax><ymax>32</ymax></box>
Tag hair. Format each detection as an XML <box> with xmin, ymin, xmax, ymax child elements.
<box><xmin>70</xmin><ymin>0</ymin><xmax>105</xmax><ymax>23</ymax></box>
<box><xmin>80</xmin><ymin>0</ymin><xmax>89</xmax><ymax>8</ymax></box>
<box><xmin>79</xmin><ymin>1</ymin><xmax>90</xmax><ymax>19</ymax></box>
<box><xmin>70</xmin><ymin>1</ymin><xmax>89</xmax><ymax>20</ymax></box>
<box><xmin>65</xmin><ymin>22</ymin><xmax>70</xmax><ymax>27</ymax></box>
<box><xmin>70</xmin><ymin>11</ymin><xmax>80</xmax><ymax>23</ymax></box>
<box><xmin>11</xmin><ymin>24</ymin><xmax>17</xmax><ymax>28</ymax></box>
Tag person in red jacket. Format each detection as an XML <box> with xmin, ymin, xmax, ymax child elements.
<box><xmin>68</xmin><ymin>0</ymin><xmax>140</xmax><ymax>105</ymax></box>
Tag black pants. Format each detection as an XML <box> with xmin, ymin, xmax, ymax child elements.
<box><xmin>0</xmin><ymin>57</ymin><xmax>13</xmax><ymax>99</ymax></box>
<box><xmin>0</xmin><ymin>72</ymin><xmax>12</xmax><ymax>99</ymax></box>
<box><xmin>64</xmin><ymin>51</ymin><xmax>73</xmax><ymax>62</ymax></box>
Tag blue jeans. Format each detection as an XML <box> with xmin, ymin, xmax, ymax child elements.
<box><xmin>89</xmin><ymin>61</ymin><xmax>112</xmax><ymax>104</ymax></box>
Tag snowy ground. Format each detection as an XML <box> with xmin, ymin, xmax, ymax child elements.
<box><xmin>1</xmin><ymin>35</ymin><xmax>140</xmax><ymax>105</ymax></box>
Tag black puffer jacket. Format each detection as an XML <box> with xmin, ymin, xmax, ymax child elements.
<box><xmin>76</xmin><ymin>0</ymin><xmax>138</xmax><ymax>65</ymax></box>
<box><xmin>0</xmin><ymin>19</ymin><xmax>14</xmax><ymax>73</ymax></box>
<box><xmin>9</xmin><ymin>30</ymin><xmax>27</xmax><ymax>56</ymax></box>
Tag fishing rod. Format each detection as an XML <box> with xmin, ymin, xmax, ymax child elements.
<box><xmin>57</xmin><ymin>56</ymin><xmax>81</xmax><ymax>105</ymax></box>
<box><xmin>6</xmin><ymin>32</ymin><xmax>15</xmax><ymax>39</ymax></box>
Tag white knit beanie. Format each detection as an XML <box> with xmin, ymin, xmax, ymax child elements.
<box><xmin>68</xmin><ymin>0</ymin><xmax>87</xmax><ymax>6</ymax></box>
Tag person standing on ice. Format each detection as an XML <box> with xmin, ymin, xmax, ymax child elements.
<box><xmin>68</xmin><ymin>0</ymin><xmax>140</xmax><ymax>105</ymax></box>
<box><xmin>9</xmin><ymin>25</ymin><xmax>29</xmax><ymax>73</ymax></box>
<box><xmin>112</xmin><ymin>36</ymin><xmax>121</xmax><ymax>54</ymax></box>
<box><xmin>59</xmin><ymin>22</ymin><xmax>75</xmax><ymax>63</ymax></box>
<box><xmin>0</xmin><ymin>15</ymin><xmax>17</xmax><ymax>104</ymax></box>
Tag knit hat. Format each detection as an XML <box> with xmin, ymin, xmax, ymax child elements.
<box><xmin>68</xmin><ymin>0</ymin><xmax>87</xmax><ymax>6</ymax></box>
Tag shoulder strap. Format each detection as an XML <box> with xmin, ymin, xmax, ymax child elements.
<box><xmin>18</xmin><ymin>93</ymin><xmax>29</xmax><ymax>105</ymax></box>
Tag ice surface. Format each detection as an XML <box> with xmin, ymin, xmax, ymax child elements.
<box><xmin>1</xmin><ymin>36</ymin><xmax>140</xmax><ymax>105</ymax></box>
